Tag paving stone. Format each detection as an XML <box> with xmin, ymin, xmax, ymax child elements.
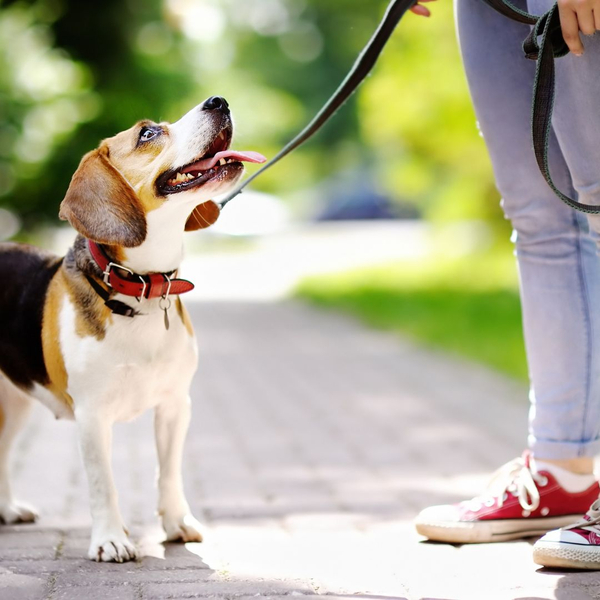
<box><xmin>0</xmin><ymin>568</ymin><xmax>47</xmax><ymax>600</ymax></box>
<box><xmin>0</xmin><ymin>529</ymin><xmax>62</xmax><ymax>549</ymax></box>
<box><xmin>52</xmin><ymin>586</ymin><xmax>141</xmax><ymax>600</ymax></box>
<box><xmin>0</xmin><ymin>301</ymin><xmax>580</xmax><ymax>599</ymax></box>
<box><xmin>141</xmin><ymin>579</ymin><xmax>314</xmax><ymax>599</ymax></box>
<box><xmin>54</xmin><ymin>568</ymin><xmax>215</xmax><ymax>587</ymax></box>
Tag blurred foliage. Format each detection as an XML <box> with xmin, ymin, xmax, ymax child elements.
<box><xmin>297</xmin><ymin>249</ymin><xmax>528</xmax><ymax>380</ymax></box>
<box><xmin>0</xmin><ymin>0</ymin><xmax>503</xmax><ymax>232</ymax></box>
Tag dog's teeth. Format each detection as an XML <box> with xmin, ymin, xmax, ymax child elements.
<box><xmin>219</xmin><ymin>158</ymin><xmax>226</xmax><ymax>166</ymax></box>
<box><xmin>169</xmin><ymin>172</ymin><xmax>194</xmax><ymax>186</ymax></box>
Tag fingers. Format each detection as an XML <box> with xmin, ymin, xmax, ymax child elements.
<box><xmin>558</xmin><ymin>4</ymin><xmax>585</xmax><ymax>55</ymax></box>
<box><xmin>410</xmin><ymin>4</ymin><xmax>431</xmax><ymax>16</ymax></box>
<box><xmin>577</xmin><ymin>7</ymin><xmax>597</xmax><ymax>35</ymax></box>
<box><xmin>410</xmin><ymin>0</ymin><xmax>436</xmax><ymax>18</ymax></box>
<box><xmin>558</xmin><ymin>0</ymin><xmax>600</xmax><ymax>56</ymax></box>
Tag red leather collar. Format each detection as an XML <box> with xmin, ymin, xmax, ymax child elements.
<box><xmin>87</xmin><ymin>240</ymin><xmax>194</xmax><ymax>299</ymax></box>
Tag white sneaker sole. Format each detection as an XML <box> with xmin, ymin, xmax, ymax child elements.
<box><xmin>533</xmin><ymin>541</ymin><xmax>600</xmax><ymax>570</ymax></box>
<box><xmin>415</xmin><ymin>514</ymin><xmax>582</xmax><ymax>544</ymax></box>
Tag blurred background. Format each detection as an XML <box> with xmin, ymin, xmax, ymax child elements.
<box><xmin>0</xmin><ymin>0</ymin><xmax>527</xmax><ymax>381</ymax></box>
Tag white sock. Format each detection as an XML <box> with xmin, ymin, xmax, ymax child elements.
<box><xmin>533</xmin><ymin>459</ymin><xmax>596</xmax><ymax>493</ymax></box>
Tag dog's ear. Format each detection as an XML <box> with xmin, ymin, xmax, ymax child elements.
<box><xmin>185</xmin><ymin>201</ymin><xmax>221</xmax><ymax>231</ymax></box>
<box><xmin>59</xmin><ymin>146</ymin><xmax>147</xmax><ymax>247</ymax></box>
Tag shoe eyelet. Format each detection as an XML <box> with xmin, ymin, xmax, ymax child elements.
<box><xmin>483</xmin><ymin>498</ymin><xmax>495</xmax><ymax>508</ymax></box>
<box><xmin>538</xmin><ymin>476</ymin><xmax>548</xmax><ymax>487</ymax></box>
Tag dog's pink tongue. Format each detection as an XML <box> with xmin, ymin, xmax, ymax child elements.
<box><xmin>182</xmin><ymin>150</ymin><xmax>266</xmax><ymax>173</ymax></box>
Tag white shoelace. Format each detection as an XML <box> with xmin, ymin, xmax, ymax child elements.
<box><xmin>466</xmin><ymin>455</ymin><xmax>548</xmax><ymax>512</ymax></box>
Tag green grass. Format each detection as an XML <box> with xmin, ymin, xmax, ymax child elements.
<box><xmin>296</xmin><ymin>250</ymin><xmax>528</xmax><ymax>381</ymax></box>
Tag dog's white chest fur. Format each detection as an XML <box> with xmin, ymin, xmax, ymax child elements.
<box><xmin>57</xmin><ymin>295</ymin><xmax>197</xmax><ymax>422</ymax></box>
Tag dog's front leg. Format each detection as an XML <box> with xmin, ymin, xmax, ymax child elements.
<box><xmin>75</xmin><ymin>410</ymin><xmax>137</xmax><ymax>562</ymax></box>
<box><xmin>155</xmin><ymin>395</ymin><xmax>203</xmax><ymax>542</ymax></box>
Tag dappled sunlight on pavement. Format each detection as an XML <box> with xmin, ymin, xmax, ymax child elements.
<box><xmin>2</xmin><ymin>300</ymin><xmax>598</xmax><ymax>598</ymax></box>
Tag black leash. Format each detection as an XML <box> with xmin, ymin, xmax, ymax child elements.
<box><xmin>218</xmin><ymin>0</ymin><xmax>417</xmax><ymax>209</ymax></box>
<box><xmin>220</xmin><ymin>0</ymin><xmax>600</xmax><ymax>215</ymax></box>
<box><xmin>480</xmin><ymin>0</ymin><xmax>600</xmax><ymax>214</ymax></box>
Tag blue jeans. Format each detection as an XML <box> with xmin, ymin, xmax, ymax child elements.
<box><xmin>456</xmin><ymin>0</ymin><xmax>600</xmax><ymax>458</ymax></box>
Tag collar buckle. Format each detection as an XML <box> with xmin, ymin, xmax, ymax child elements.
<box><xmin>103</xmin><ymin>261</ymin><xmax>148</xmax><ymax>301</ymax></box>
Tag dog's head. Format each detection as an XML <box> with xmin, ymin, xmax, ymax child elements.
<box><xmin>59</xmin><ymin>97</ymin><xmax>265</xmax><ymax>247</ymax></box>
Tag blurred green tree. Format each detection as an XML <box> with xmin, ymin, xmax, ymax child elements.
<box><xmin>0</xmin><ymin>0</ymin><xmax>501</xmax><ymax>233</ymax></box>
<box><xmin>1</xmin><ymin>0</ymin><xmax>194</xmax><ymax>226</ymax></box>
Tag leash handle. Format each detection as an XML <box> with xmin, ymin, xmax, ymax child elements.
<box><xmin>218</xmin><ymin>0</ymin><xmax>417</xmax><ymax>209</ymax></box>
<box><xmin>480</xmin><ymin>0</ymin><xmax>600</xmax><ymax>214</ymax></box>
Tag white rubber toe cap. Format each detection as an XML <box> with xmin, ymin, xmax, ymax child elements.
<box><xmin>415</xmin><ymin>504</ymin><xmax>461</xmax><ymax>523</ymax></box>
<box><xmin>537</xmin><ymin>528</ymin><xmax>589</xmax><ymax>545</ymax></box>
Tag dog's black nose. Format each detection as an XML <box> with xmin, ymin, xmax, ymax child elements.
<box><xmin>203</xmin><ymin>96</ymin><xmax>230</xmax><ymax>114</ymax></box>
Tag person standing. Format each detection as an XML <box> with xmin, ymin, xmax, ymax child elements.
<box><xmin>409</xmin><ymin>0</ymin><xmax>600</xmax><ymax>569</ymax></box>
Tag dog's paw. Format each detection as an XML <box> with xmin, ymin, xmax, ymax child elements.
<box><xmin>162</xmin><ymin>513</ymin><xmax>203</xmax><ymax>543</ymax></box>
<box><xmin>88</xmin><ymin>533</ymin><xmax>137</xmax><ymax>563</ymax></box>
<box><xmin>0</xmin><ymin>500</ymin><xmax>38</xmax><ymax>524</ymax></box>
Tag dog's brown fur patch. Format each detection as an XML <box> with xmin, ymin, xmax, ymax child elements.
<box><xmin>176</xmin><ymin>297</ymin><xmax>194</xmax><ymax>336</ymax></box>
<box><xmin>59</xmin><ymin>145</ymin><xmax>147</xmax><ymax>248</ymax></box>
<box><xmin>41</xmin><ymin>271</ymin><xmax>73</xmax><ymax>408</ymax></box>
<box><xmin>66</xmin><ymin>277</ymin><xmax>111</xmax><ymax>341</ymax></box>
<box><xmin>103</xmin><ymin>121</ymin><xmax>169</xmax><ymax>215</ymax></box>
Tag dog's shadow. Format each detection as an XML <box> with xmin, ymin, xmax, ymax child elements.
<box><xmin>135</xmin><ymin>530</ymin><xmax>213</xmax><ymax>573</ymax></box>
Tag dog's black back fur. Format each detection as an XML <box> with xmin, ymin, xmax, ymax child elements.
<box><xmin>0</xmin><ymin>243</ymin><xmax>62</xmax><ymax>390</ymax></box>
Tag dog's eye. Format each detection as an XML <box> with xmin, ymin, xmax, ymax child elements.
<box><xmin>139</xmin><ymin>127</ymin><xmax>159</xmax><ymax>143</ymax></box>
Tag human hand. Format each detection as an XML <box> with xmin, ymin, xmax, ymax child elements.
<box><xmin>410</xmin><ymin>0</ymin><xmax>437</xmax><ymax>17</ymax></box>
<box><xmin>558</xmin><ymin>0</ymin><xmax>599</xmax><ymax>56</ymax></box>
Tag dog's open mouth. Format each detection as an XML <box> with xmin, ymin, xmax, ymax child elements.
<box><xmin>157</xmin><ymin>127</ymin><xmax>266</xmax><ymax>195</ymax></box>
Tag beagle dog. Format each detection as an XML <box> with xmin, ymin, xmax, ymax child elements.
<box><xmin>0</xmin><ymin>97</ymin><xmax>265</xmax><ymax>562</ymax></box>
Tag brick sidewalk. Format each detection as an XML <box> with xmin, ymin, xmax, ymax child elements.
<box><xmin>2</xmin><ymin>301</ymin><xmax>599</xmax><ymax>600</ymax></box>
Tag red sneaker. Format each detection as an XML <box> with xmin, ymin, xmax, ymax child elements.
<box><xmin>415</xmin><ymin>452</ymin><xmax>599</xmax><ymax>543</ymax></box>
<box><xmin>533</xmin><ymin>500</ymin><xmax>600</xmax><ymax>569</ymax></box>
